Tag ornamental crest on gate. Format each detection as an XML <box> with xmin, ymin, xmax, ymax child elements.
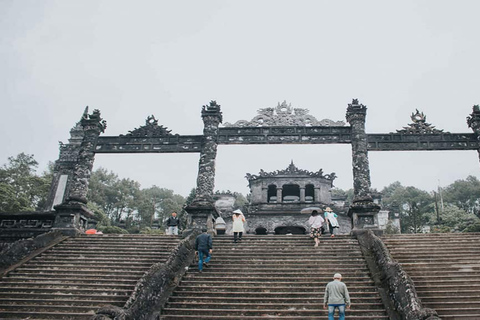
<box><xmin>223</xmin><ymin>101</ymin><xmax>345</xmax><ymax>127</ymax></box>
<box><xmin>395</xmin><ymin>109</ymin><xmax>446</xmax><ymax>134</ymax></box>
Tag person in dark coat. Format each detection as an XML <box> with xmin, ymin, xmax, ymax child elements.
<box><xmin>166</xmin><ymin>212</ymin><xmax>179</xmax><ymax>235</ymax></box>
<box><xmin>195</xmin><ymin>228</ymin><xmax>212</xmax><ymax>273</ymax></box>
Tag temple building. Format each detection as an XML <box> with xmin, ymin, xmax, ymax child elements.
<box><xmin>215</xmin><ymin>161</ymin><xmax>352</xmax><ymax>235</ymax></box>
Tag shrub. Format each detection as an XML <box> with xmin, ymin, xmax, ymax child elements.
<box><xmin>140</xmin><ymin>227</ymin><xmax>165</xmax><ymax>235</ymax></box>
<box><xmin>462</xmin><ymin>223</ymin><xmax>480</xmax><ymax>233</ymax></box>
<box><xmin>431</xmin><ymin>225</ymin><xmax>451</xmax><ymax>233</ymax></box>
<box><xmin>100</xmin><ymin>226</ymin><xmax>129</xmax><ymax>234</ymax></box>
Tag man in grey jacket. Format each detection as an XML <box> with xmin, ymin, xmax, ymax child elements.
<box><xmin>323</xmin><ymin>273</ymin><xmax>351</xmax><ymax>320</ymax></box>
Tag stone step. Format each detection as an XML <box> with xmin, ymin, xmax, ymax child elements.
<box><xmin>28</xmin><ymin>259</ymin><xmax>158</xmax><ymax>267</ymax></box>
<box><xmin>159</xmin><ymin>316</ymin><xmax>388</xmax><ymax>320</ymax></box>
<box><xmin>0</xmin><ymin>281</ymin><xmax>134</xmax><ymax>289</ymax></box>
<box><xmin>10</xmin><ymin>269</ymin><xmax>145</xmax><ymax>276</ymax></box>
<box><xmin>165</xmin><ymin>302</ymin><xmax>384</xmax><ymax>310</ymax></box>
<box><xmin>182</xmin><ymin>276</ymin><xmax>374</xmax><ymax>283</ymax></box>
<box><xmin>160</xmin><ymin>308</ymin><xmax>387</xmax><ymax>317</ymax></box>
<box><xmin>14</xmin><ymin>265</ymin><xmax>153</xmax><ymax>271</ymax></box>
<box><xmin>0</xmin><ymin>293</ymin><xmax>126</xmax><ymax>301</ymax></box>
<box><xmin>35</xmin><ymin>256</ymin><xmax>164</xmax><ymax>262</ymax></box>
<box><xmin>1</xmin><ymin>277</ymin><xmax>137</xmax><ymax>284</ymax></box>
<box><xmin>0</xmin><ymin>298</ymin><xmax>124</xmax><ymax>306</ymax></box>
<box><xmin>0</xmin><ymin>311</ymin><xmax>92</xmax><ymax>319</ymax></box>
<box><xmin>179</xmin><ymin>280</ymin><xmax>375</xmax><ymax>288</ymax></box>
<box><xmin>173</xmin><ymin>285</ymin><xmax>378</xmax><ymax>293</ymax></box>
<box><xmin>0</xmin><ymin>304</ymin><xmax>99</xmax><ymax>313</ymax></box>
<box><xmin>167</xmin><ymin>296</ymin><xmax>382</xmax><ymax>304</ymax></box>
<box><xmin>0</xmin><ymin>286</ymin><xmax>132</xmax><ymax>295</ymax></box>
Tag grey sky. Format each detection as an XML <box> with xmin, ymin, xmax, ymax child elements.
<box><xmin>1</xmin><ymin>0</ymin><xmax>479</xmax><ymax>197</ymax></box>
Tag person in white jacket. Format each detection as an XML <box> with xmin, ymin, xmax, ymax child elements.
<box><xmin>232</xmin><ymin>209</ymin><xmax>245</xmax><ymax>243</ymax></box>
<box><xmin>324</xmin><ymin>207</ymin><xmax>339</xmax><ymax>238</ymax></box>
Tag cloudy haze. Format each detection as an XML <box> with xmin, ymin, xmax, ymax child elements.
<box><xmin>1</xmin><ymin>0</ymin><xmax>479</xmax><ymax>197</ymax></box>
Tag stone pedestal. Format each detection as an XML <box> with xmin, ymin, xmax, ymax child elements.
<box><xmin>53</xmin><ymin>202</ymin><xmax>94</xmax><ymax>236</ymax></box>
<box><xmin>185</xmin><ymin>199</ymin><xmax>219</xmax><ymax>235</ymax></box>
<box><xmin>348</xmin><ymin>201</ymin><xmax>382</xmax><ymax>234</ymax></box>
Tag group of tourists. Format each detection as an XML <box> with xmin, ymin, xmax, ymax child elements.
<box><xmin>308</xmin><ymin>207</ymin><xmax>340</xmax><ymax>246</ymax></box>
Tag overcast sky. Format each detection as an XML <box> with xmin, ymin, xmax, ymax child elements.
<box><xmin>1</xmin><ymin>0</ymin><xmax>480</xmax><ymax>197</ymax></box>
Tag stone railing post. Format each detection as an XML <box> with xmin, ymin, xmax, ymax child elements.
<box><xmin>346</xmin><ymin>99</ymin><xmax>380</xmax><ymax>230</ymax></box>
<box><xmin>467</xmin><ymin>105</ymin><xmax>480</xmax><ymax>166</ymax></box>
<box><xmin>185</xmin><ymin>101</ymin><xmax>222</xmax><ymax>231</ymax></box>
<box><xmin>299</xmin><ymin>187</ymin><xmax>306</xmax><ymax>202</ymax></box>
<box><xmin>276</xmin><ymin>187</ymin><xmax>283</xmax><ymax>203</ymax></box>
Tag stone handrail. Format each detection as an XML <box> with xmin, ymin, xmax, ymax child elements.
<box><xmin>92</xmin><ymin>228</ymin><xmax>201</xmax><ymax>320</ymax></box>
<box><xmin>0</xmin><ymin>230</ymin><xmax>67</xmax><ymax>277</ymax></box>
<box><xmin>354</xmin><ymin>230</ymin><xmax>440</xmax><ymax>320</ymax></box>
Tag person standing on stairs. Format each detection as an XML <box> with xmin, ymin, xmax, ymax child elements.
<box><xmin>195</xmin><ymin>228</ymin><xmax>212</xmax><ymax>273</ymax></box>
<box><xmin>232</xmin><ymin>209</ymin><xmax>246</xmax><ymax>243</ymax></box>
<box><xmin>324</xmin><ymin>273</ymin><xmax>351</xmax><ymax>320</ymax></box>
<box><xmin>308</xmin><ymin>210</ymin><xmax>324</xmax><ymax>247</ymax></box>
<box><xmin>324</xmin><ymin>207</ymin><xmax>339</xmax><ymax>238</ymax></box>
<box><xmin>166</xmin><ymin>212</ymin><xmax>180</xmax><ymax>235</ymax></box>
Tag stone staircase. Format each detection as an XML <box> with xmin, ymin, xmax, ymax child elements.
<box><xmin>0</xmin><ymin>234</ymin><xmax>180</xmax><ymax>319</ymax></box>
<box><xmin>160</xmin><ymin>234</ymin><xmax>388</xmax><ymax>319</ymax></box>
<box><xmin>383</xmin><ymin>233</ymin><xmax>480</xmax><ymax>320</ymax></box>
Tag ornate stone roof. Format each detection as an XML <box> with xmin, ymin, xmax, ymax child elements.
<box><xmin>245</xmin><ymin>161</ymin><xmax>336</xmax><ymax>181</ymax></box>
<box><xmin>223</xmin><ymin>101</ymin><xmax>345</xmax><ymax>127</ymax></box>
<box><xmin>395</xmin><ymin>109</ymin><xmax>446</xmax><ymax>134</ymax></box>
<box><xmin>123</xmin><ymin>115</ymin><xmax>174</xmax><ymax>137</ymax></box>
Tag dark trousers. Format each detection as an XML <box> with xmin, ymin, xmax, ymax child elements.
<box><xmin>234</xmin><ymin>232</ymin><xmax>243</xmax><ymax>242</ymax></box>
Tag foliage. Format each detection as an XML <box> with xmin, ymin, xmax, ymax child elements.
<box><xmin>430</xmin><ymin>225</ymin><xmax>451</xmax><ymax>233</ymax></box>
<box><xmin>462</xmin><ymin>223</ymin><xmax>480</xmax><ymax>233</ymax></box>
<box><xmin>136</xmin><ymin>185</ymin><xmax>186</xmax><ymax>228</ymax></box>
<box><xmin>380</xmin><ymin>182</ymin><xmax>434</xmax><ymax>233</ymax></box>
<box><xmin>86</xmin><ymin>201</ymin><xmax>109</xmax><ymax>228</ymax></box>
<box><xmin>0</xmin><ymin>153</ymin><xmax>51</xmax><ymax>212</ymax></box>
<box><xmin>442</xmin><ymin>176</ymin><xmax>480</xmax><ymax>219</ymax></box>
<box><xmin>140</xmin><ymin>227</ymin><xmax>165</xmax><ymax>235</ymax></box>
<box><xmin>330</xmin><ymin>188</ymin><xmax>354</xmax><ymax>204</ymax></box>
<box><xmin>384</xmin><ymin>220</ymin><xmax>400</xmax><ymax>234</ymax></box>
<box><xmin>99</xmin><ymin>226</ymin><xmax>129</xmax><ymax>234</ymax></box>
<box><xmin>427</xmin><ymin>204</ymin><xmax>479</xmax><ymax>232</ymax></box>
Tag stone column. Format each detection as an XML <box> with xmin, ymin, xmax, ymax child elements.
<box><xmin>314</xmin><ymin>187</ymin><xmax>321</xmax><ymax>203</ymax></box>
<box><xmin>185</xmin><ymin>101</ymin><xmax>223</xmax><ymax>231</ymax></box>
<box><xmin>467</xmin><ymin>105</ymin><xmax>480</xmax><ymax>166</ymax></box>
<box><xmin>261</xmin><ymin>186</ymin><xmax>268</xmax><ymax>203</ymax></box>
<box><xmin>346</xmin><ymin>99</ymin><xmax>380</xmax><ymax>230</ymax></box>
<box><xmin>276</xmin><ymin>187</ymin><xmax>283</xmax><ymax>203</ymax></box>
<box><xmin>49</xmin><ymin>107</ymin><xmax>106</xmax><ymax>235</ymax></box>
<box><xmin>299</xmin><ymin>187</ymin><xmax>306</xmax><ymax>203</ymax></box>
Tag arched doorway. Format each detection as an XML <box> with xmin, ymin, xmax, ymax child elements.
<box><xmin>274</xmin><ymin>226</ymin><xmax>306</xmax><ymax>234</ymax></box>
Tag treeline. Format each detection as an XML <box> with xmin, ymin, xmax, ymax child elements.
<box><xmin>332</xmin><ymin>177</ymin><xmax>480</xmax><ymax>233</ymax></box>
<box><xmin>1</xmin><ymin>153</ymin><xmax>480</xmax><ymax>234</ymax></box>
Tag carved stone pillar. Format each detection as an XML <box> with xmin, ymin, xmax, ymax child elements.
<box><xmin>276</xmin><ymin>188</ymin><xmax>283</xmax><ymax>203</ymax></box>
<box><xmin>346</xmin><ymin>99</ymin><xmax>380</xmax><ymax>230</ymax></box>
<box><xmin>300</xmin><ymin>187</ymin><xmax>306</xmax><ymax>202</ymax></box>
<box><xmin>467</xmin><ymin>105</ymin><xmax>480</xmax><ymax>166</ymax></box>
<box><xmin>45</xmin><ymin>107</ymin><xmax>106</xmax><ymax>210</ymax></box>
<box><xmin>185</xmin><ymin>101</ymin><xmax>223</xmax><ymax>231</ymax></box>
<box><xmin>67</xmin><ymin>109</ymin><xmax>107</xmax><ymax>204</ymax></box>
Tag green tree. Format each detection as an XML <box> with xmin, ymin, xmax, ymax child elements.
<box><xmin>0</xmin><ymin>153</ymin><xmax>50</xmax><ymax>212</ymax></box>
<box><xmin>137</xmin><ymin>186</ymin><xmax>186</xmax><ymax>228</ymax></box>
<box><xmin>442</xmin><ymin>176</ymin><xmax>480</xmax><ymax>218</ymax></box>
<box><xmin>381</xmin><ymin>182</ymin><xmax>434</xmax><ymax>233</ymax></box>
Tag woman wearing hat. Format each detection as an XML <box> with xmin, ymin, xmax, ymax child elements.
<box><xmin>232</xmin><ymin>209</ymin><xmax>246</xmax><ymax>243</ymax></box>
<box><xmin>324</xmin><ymin>207</ymin><xmax>339</xmax><ymax>238</ymax></box>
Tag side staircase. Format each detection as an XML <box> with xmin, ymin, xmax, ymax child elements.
<box><xmin>160</xmin><ymin>234</ymin><xmax>388</xmax><ymax>319</ymax></box>
<box><xmin>383</xmin><ymin>233</ymin><xmax>480</xmax><ymax>320</ymax></box>
<box><xmin>0</xmin><ymin>234</ymin><xmax>180</xmax><ymax>319</ymax></box>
